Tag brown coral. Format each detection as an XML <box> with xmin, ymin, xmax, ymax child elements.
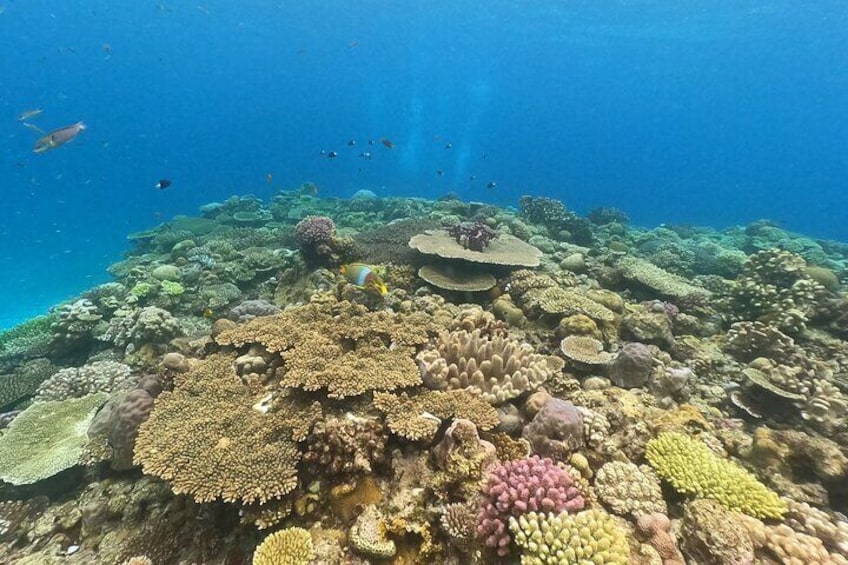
<box><xmin>409</xmin><ymin>229</ymin><xmax>542</xmax><ymax>267</ymax></box>
<box><xmin>373</xmin><ymin>390</ymin><xmax>499</xmax><ymax>441</ymax></box>
<box><xmin>252</xmin><ymin>527</ymin><xmax>315</xmax><ymax>565</ymax></box>
<box><xmin>417</xmin><ymin>329</ymin><xmax>563</xmax><ymax>404</ymax></box>
<box><xmin>134</xmin><ymin>354</ymin><xmax>302</xmax><ymax>504</ymax></box>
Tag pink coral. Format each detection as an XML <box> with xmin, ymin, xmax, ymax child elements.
<box><xmin>294</xmin><ymin>215</ymin><xmax>336</xmax><ymax>246</ymax></box>
<box><xmin>477</xmin><ymin>455</ymin><xmax>585</xmax><ymax>556</ymax></box>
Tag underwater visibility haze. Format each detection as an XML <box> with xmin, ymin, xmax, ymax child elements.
<box><xmin>0</xmin><ymin>1</ymin><xmax>847</xmax><ymax>564</ymax></box>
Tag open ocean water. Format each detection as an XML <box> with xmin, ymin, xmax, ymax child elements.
<box><xmin>0</xmin><ymin>0</ymin><xmax>846</xmax><ymax>327</ymax></box>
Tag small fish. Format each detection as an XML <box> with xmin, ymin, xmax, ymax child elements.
<box><xmin>348</xmin><ymin>40</ymin><xmax>360</xmax><ymax>48</ymax></box>
<box><xmin>265</xmin><ymin>172</ymin><xmax>273</xmax><ymax>184</ymax></box>
<box><xmin>436</xmin><ymin>169</ymin><xmax>443</xmax><ymax>176</ymax></box>
<box><xmin>32</xmin><ymin>121</ymin><xmax>86</xmax><ymax>153</ymax></box>
<box><xmin>444</xmin><ymin>143</ymin><xmax>453</xmax><ymax>149</ymax></box>
<box><xmin>359</xmin><ymin>152</ymin><xmax>372</xmax><ymax>160</ymax></box>
<box><xmin>18</xmin><ymin>109</ymin><xmax>44</xmax><ymax>121</ymax></box>
<box><xmin>326</xmin><ymin>151</ymin><xmax>338</xmax><ymax>159</ymax></box>
<box><xmin>486</xmin><ymin>182</ymin><xmax>497</xmax><ymax>190</ymax></box>
<box><xmin>296</xmin><ymin>48</ymin><xmax>306</xmax><ymax>55</ymax></box>
<box><xmin>368</xmin><ymin>139</ymin><xmax>375</xmax><ymax>145</ymax></box>
<box><xmin>380</xmin><ymin>137</ymin><xmax>394</xmax><ymax>149</ymax></box>
<box><xmin>22</xmin><ymin>122</ymin><xmax>46</xmax><ymax>134</ymax></box>
<box><xmin>347</xmin><ymin>139</ymin><xmax>356</xmax><ymax>146</ymax></box>
<box><xmin>340</xmin><ymin>263</ymin><xmax>387</xmax><ymax>296</ymax></box>
<box><xmin>155</xmin><ymin>179</ymin><xmax>172</xmax><ymax>190</ymax></box>
<box><xmin>102</xmin><ymin>43</ymin><xmax>112</xmax><ymax>59</ymax></box>
<box><xmin>469</xmin><ymin>175</ymin><xmax>476</xmax><ymax>181</ymax></box>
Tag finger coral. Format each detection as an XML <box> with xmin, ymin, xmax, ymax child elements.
<box><xmin>509</xmin><ymin>508</ymin><xmax>631</xmax><ymax>565</ymax></box>
<box><xmin>134</xmin><ymin>354</ymin><xmax>302</xmax><ymax>504</ymax></box>
<box><xmin>417</xmin><ymin>329</ymin><xmax>563</xmax><ymax>404</ymax></box>
<box><xmin>477</xmin><ymin>455</ymin><xmax>585</xmax><ymax>556</ymax></box>
<box><xmin>646</xmin><ymin>431</ymin><xmax>787</xmax><ymax>519</ymax></box>
<box><xmin>253</xmin><ymin>527</ymin><xmax>315</xmax><ymax>565</ymax></box>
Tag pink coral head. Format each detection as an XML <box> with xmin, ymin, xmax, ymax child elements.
<box><xmin>294</xmin><ymin>215</ymin><xmax>336</xmax><ymax>246</ymax></box>
<box><xmin>477</xmin><ymin>455</ymin><xmax>585</xmax><ymax>557</ymax></box>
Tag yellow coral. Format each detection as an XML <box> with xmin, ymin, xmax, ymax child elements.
<box><xmin>646</xmin><ymin>432</ymin><xmax>787</xmax><ymax>519</ymax></box>
<box><xmin>253</xmin><ymin>527</ymin><xmax>315</xmax><ymax>565</ymax></box>
<box><xmin>509</xmin><ymin>508</ymin><xmax>631</xmax><ymax>565</ymax></box>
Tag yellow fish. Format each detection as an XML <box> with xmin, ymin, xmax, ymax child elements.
<box><xmin>340</xmin><ymin>263</ymin><xmax>387</xmax><ymax>295</ymax></box>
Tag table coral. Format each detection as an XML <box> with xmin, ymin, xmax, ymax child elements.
<box><xmin>617</xmin><ymin>255</ymin><xmax>712</xmax><ymax>300</ymax></box>
<box><xmin>477</xmin><ymin>455</ymin><xmax>585</xmax><ymax>556</ymax></box>
<box><xmin>417</xmin><ymin>329</ymin><xmax>563</xmax><ymax>404</ymax></box>
<box><xmin>409</xmin><ymin>229</ymin><xmax>543</xmax><ymax>267</ymax></box>
<box><xmin>559</xmin><ymin>335</ymin><xmax>615</xmax><ymax>366</ymax></box>
<box><xmin>0</xmin><ymin>392</ymin><xmax>108</xmax><ymax>485</ymax></box>
<box><xmin>252</xmin><ymin>527</ymin><xmax>315</xmax><ymax>565</ymax></box>
<box><xmin>133</xmin><ymin>354</ymin><xmax>302</xmax><ymax>504</ymax></box>
<box><xmin>646</xmin><ymin>431</ymin><xmax>787</xmax><ymax>519</ymax></box>
<box><xmin>509</xmin><ymin>508</ymin><xmax>631</xmax><ymax>565</ymax></box>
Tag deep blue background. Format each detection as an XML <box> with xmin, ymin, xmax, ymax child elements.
<box><xmin>1</xmin><ymin>1</ymin><xmax>846</xmax><ymax>329</ymax></box>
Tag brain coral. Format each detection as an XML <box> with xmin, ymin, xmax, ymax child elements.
<box><xmin>417</xmin><ymin>329</ymin><xmax>564</xmax><ymax>404</ymax></box>
<box><xmin>253</xmin><ymin>527</ymin><xmax>315</xmax><ymax>565</ymax></box>
<box><xmin>477</xmin><ymin>455</ymin><xmax>585</xmax><ymax>556</ymax></box>
<box><xmin>134</xmin><ymin>354</ymin><xmax>302</xmax><ymax>504</ymax></box>
<box><xmin>0</xmin><ymin>392</ymin><xmax>108</xmax><ymax>485</ymax></box>
<box><xmin>646</xmin><ymin>431</ymin><xmax>786</xmax><ymax>519</ymax></box>
<box><xmin>509</xmin><ymin>508</ymin><xmax>631</xmax><ymax>565</ymax></box>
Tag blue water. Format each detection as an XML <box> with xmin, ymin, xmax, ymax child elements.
<box><xmin>1</xmin><ymin>1</ymin><xmax>846</xmax><ymax>329</ymax></box>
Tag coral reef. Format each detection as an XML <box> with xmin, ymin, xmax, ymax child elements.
<box><xmin>253</xmin><ymin>527</ymin><xmax>314</xmax><ymax>565</ymax></box>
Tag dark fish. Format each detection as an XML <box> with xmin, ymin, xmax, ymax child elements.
<box><xmin>469</xmin><ymin>175</ymin><xmax>476</xmax><ymax>181</ymax></box>
<box><xmin>436</xmin><ymin>169</ymin><xmax>443</xmax><ymax>176</ymax></box>
<box><xmin>155</xmin><ymin>179</ymin><xmax>172</xmax><ymax>190</ymax></box>
<box><xmin>33</xmin><ymin>121</ymin><xmax>86</xmax><ymax>153</ymax></box>
<box><xmin>444</xmin><ymin>143</ymin><xmax>453</xmax><ymax>149</ymax></box>
<box><xmin>347</xmin><ymin>139</ymin><xmax>356</xmax><ymax>146</ymax></box>
<box><xmin>368</xmin><ymin>139</ymin><xmax>375</xmax><ymax>145</ymax></box>
<box><xmin>380</xmin><ymin>137</ymin><xmax>394</xmax><ymax>149</ymax></box>
<box><xmin>327</xmin><ymin>151</ymin><xmax>338</xmax><ymax>159</ymax></box>
<box><xmin>359</xmin><ymin>152</ymin><xmax>372</xmax><ymax>160</ymax></box>
<box><xmin>486</xmin><ymin>182</ymin><xmax>496</xmax><ymax>190</ymax></box>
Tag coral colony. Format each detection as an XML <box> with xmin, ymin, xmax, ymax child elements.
<box><xmin>0</xmin><ymin>187</ymin><xmax>847</xmax><ymax>564</ymax></box>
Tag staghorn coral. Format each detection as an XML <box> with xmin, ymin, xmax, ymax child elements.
<box><xmin>595</xmin><ymin>461</ymin><xmax>667</xmax><ymax>517</ymax></box>
<box><xmin>509</xmin><ymin>508</ymin><xmax>631</xmax><ymax>565</ymax></box>
<box><xmin>646</xmin><ymin>431</ymin><xmax>787</xmax><ymax>519</ymax></box>
<box><xmin>216</xmin><ymin>300</ymin><xmax>438</xmax><ymax>398</ymax></box>
<box><xmin>34</xmin><ymin>360</ymin><xmax>132</xmax><ymax>401</ymax></box>
<box><xmin>417</xmin><ymin>329</ymin><xmax>564</xmax><ymax>404</ymax></box>
<box><xmin>477</xmin><ymin>455</ymin><xmax>585</xmax><ymax>556</ymax></box>
<box><xmin>373</xmin><ymin>389</ymin><xmax>498</xmax><ymax>441</ymax></box>
<box><xmin>0</xmin><ymin>392</ymin><xmax>108</xmax><ymax>485</ymax></box>
<box><xmin>134</xmin><ymin>354</ymin><xmax>302</xmax><ymax>504</ymax></box>
<box><xmin>252</xmin><ymin>527</ymin><xmax>315</xmax><ymax>565</ymax></box>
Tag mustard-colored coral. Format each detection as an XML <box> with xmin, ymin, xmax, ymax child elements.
<box><xmin>349</xmin><ymin>504</ymin><xmax>397</xmax><ymax>559</ymax></box>
<box><xmin>417</xmin><ymin>329</ymin><xmax>564</xmax><ymax>404</ymax></box>
<box><xmin>216</xmin><ymin>300</ymin><xmax>438</xmax><ymax>398</ymax></box>
<box><xmin>645</xmin><ymin>432</ymin><xmax>787</xmax><ymax>519</ymax></box>
<box><xmin>509</xmin><ymin>509</ymin><xmax>631</xmax><ymax>565</ymax></box>
<box><xmin>523</xmin><ymin>286</ymin><xmax>617</xmax><ymax>322</ymax></box>
<box><xmin>617</xmin><ymin>255</ymin><xmax>712</xmax><ymax>299</ymax></box>
<box><xmin>373</xmin><ymin>390</ymin><xmax>499</xmax><ymax>441</ymax></box>
<box><xmin>134</xmin><ymin>354</ymin><xmax>301</xmax><ymax>504</ymax></box>
<box><xmin>253</xmin><ymin>527</ymin><xmax>315</xmax><ymax>565</ymax></box>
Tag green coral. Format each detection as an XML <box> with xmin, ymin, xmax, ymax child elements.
<box><xmin>646</xmin><ymin>431</ymin><xmax>787</xmax><ymax>519</ymax></box>
<box><xmin>130</xmin><ymin>282</ymin><xmax>157</xmax><ymax>298</ymax></box>
<box><xmin>159</xmin><ymin>280</ymin><xmax>186</xmax><ymax>296</ymax></box>
<box><xmin>0</xmin><ymin>393</ymin><xmax>108</xmax><ymax>484</ymax></box>
<box><xmin>509</xmin><ymin>509</ymin><xmax>631</xmax><ymax>565</ymax></box>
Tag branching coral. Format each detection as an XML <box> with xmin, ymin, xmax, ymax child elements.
<box><xmin>646</xmin><ymin>432</ymin><xmax>786</xmax><ymax>519</ymax></box>
<box><xmin>509</xmin><ymin>508</ymin><xmax>631</xmax><ymax>564</ymax></box>
<box><xmin>373</xmin><ymin>389</ymin><xmax>498</xmax><ymax>441</ymax></box>
<box><xmin>417</xmin><ymin>329</ymin><xmax>563</xmax><ymax>404</ymax></box>
<box><xmin>134</xmin><ymin>354</ymin><xmax>302</xmax><ymax>504</ymax></box>
<box><xmin>253</xmin><ymin>527</ymin><xmax>315</xmax><ymax>565</ymax></box>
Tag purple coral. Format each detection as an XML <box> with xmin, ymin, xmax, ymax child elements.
<box><xmin>447</xmin><ymin>221</ymin><xmax>497</xmax><ymax>252</ymax></box>
<box><xmin>609</xmin><ymin>342</ymin><xmax>654</xmax><ymax>388</ymax></box>
<box><xmin>477</xmin><ymin>455</ymin><xmax>585</xmax><ymax>556</ymax></box>
<box><xmin>294</xmin><ymin>215</ymin><xmax>336</xmax><ymax>246</ymax></box>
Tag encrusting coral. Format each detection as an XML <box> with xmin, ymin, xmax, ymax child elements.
<box><xmin>417</xmin><ymin>328</ymin><xmax>564</xmax><ymax>404</ymax></box>
<box><xmin>646</xmin><ymin>431</ymin><xmax>787</xmax><ymax>519</ymax></box>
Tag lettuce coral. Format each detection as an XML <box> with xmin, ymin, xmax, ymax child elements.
<box><xmin>646</xmin><ymin>431</ymin><xmax>787</xmax><ymax>519</ymax></box>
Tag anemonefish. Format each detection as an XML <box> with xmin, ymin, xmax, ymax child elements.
<box><xmin>340</xmin><ymin>263</ymin><xmax>387</xmax><ymax>295</ymax></box>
